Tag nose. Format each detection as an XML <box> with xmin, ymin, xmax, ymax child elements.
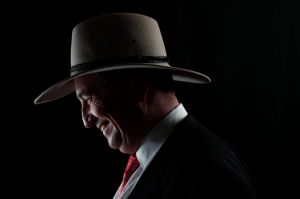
<box><xmin>82</xmin><ymin>112</ymin><xmax>97</xmax><ymax>128</ymax></box>
<box><xmin>81</xmin><ymin>102</ymin><xmax>97</xmax><ymax>128</ymax></box>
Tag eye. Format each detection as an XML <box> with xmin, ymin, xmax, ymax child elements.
<box><xmin>78</xmin><ymin>95</ymin><xmax>91</xmax><ymax>104</ymax></box>
<box><xmin>86</xmin><ymin>96</ymin><xmax>102</xmax><ymax>106</ymax></box>
<box><xmin>85</xmin><ymin>96</ymin><xmax>93</xmax><ymax>104</ymax></box>
<box><xmin>89</xmin><ymin>96</ymin><xmax>107</xmax><ymax>109</ymax></box>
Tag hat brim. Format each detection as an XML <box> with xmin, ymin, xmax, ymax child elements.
<box><xmin>34</xmin><ymin>63</ymin><xmax>211</xmax><ymax>104</ymax></box>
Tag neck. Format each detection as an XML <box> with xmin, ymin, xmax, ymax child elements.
<box><xmin>129</xmin><ymin>89</ymin><xmax>179</xmax><ymax>154</ymax></box>
<box><xmin>142</xmin><ymin>89</ymin><xmax>179</xmax><ymax>133</ymax></box>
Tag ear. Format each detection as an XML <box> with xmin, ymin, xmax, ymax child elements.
<box><xmin>127</xmin><ymin>75</ymin><xmax>150</xmax><ymax>102</ymax></box>
<box><xmin>136</xmin><ymin>83</ymin><xmax>150</xmax><ymax>103</ymax></box>
<box><xmin>136</xmin><ymin>83</ymin><xmax>154</xmax><ymax>114</ymax></box>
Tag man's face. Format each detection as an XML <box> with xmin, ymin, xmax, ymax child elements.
<box><xmin>74</xmin><ymin>73</ymin><xmax>146</xmax><ymax>154</ymax></box>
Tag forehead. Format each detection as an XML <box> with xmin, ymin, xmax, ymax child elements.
<box><xmin>74</xmin><ymin>72</ymin><xmax>133</xmax><ymax>97</ymax></box>
<box><xmin>76</xmin><ymin>73</ymin><xmax>98</xmax><ymax>82</ymax></box>
<box><xmin>74</xmin><ymin>74</ymin><xmax>104</xmax><ymax>96</ymax></box>
<box><xmin>74</xmin><ymin>74</ymin><xmax>99</xmax><ymax>88</ymax></box>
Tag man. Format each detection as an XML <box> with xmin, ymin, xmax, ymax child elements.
<box><xmin>35</xmin><ymin>13</ymin><xmax>256</xmax><ymax>198</ymax></box>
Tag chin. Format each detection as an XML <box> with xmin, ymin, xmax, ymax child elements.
<box><xmin>118</xmin><ymin>145</ymin><xmax>129</xmax><ymax>154</ymax></box>
<box><xmin>109</xmin><ymin>141</ymin><xmax>120</xmax><ymax>150</ymax></box>
<box><xmin>119</xmin><ymin>145</ymin><xmax>137</xmax><ymax>154</ymax></box>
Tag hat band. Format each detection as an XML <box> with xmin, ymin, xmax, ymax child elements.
<box><xmin>70</xmin><ymin>56</ymin><xmax>169</xmax><ymax>75</ymax></box>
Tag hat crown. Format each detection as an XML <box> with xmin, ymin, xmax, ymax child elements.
<box><xmin>34</xmin><ymin>13</ymin><xmax>210</xmax><ymax>105</ymax></box>
<box><xmin>71</xmin><ymin>13</ymin><xmax>167</xmax><ymax>67</ymax></box>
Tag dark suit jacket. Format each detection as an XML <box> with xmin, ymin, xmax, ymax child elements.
<box><xmin>128</xmin><ymin>115</ymin><xmax>257</xmax><ymax>199</ymax></box>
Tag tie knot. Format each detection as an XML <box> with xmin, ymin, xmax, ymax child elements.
<box><xmin>120</xmin><ymin>154</ymin><xmax>140</xmax><ymax>194</ymax></box>
<box><xmin>123</xmin><ymin>154</ymin><xmax>140</xmax><ymax>182</ymax></box>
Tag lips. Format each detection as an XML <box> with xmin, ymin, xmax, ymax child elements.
<box><xmin>96</xmin><ymin>120</ymin><xmax>110</xmax><ymax>132</ymax></box>
<box><xmin>100</xmin><ymin>124</ymin><xmax>108</xmax><ymax>132</ymax></box>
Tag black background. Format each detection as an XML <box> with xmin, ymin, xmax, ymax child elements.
<box><xmin>1</xmin><ymin>0</ymin><xmax>299</xmax><ymax>198</ymax></box>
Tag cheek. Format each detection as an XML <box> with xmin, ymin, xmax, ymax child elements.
<box><xmin>90</xmin><ymin>102</ymin><xmax>109</xmax><ymax>117</ymax></box>
<box><xmin>110</xmin><ymin>104</ymin><xmax>143</xmax><ymax>132</ymax></box>
<box><xmin>94</xmin><ymin>90</ymin><xmax>141</xmax><ymax>127</ymax></box>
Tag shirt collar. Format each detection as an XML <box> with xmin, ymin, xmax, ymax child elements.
<box><xmin>136</xmin><ymin>103</ymin><xmax>188</xmax><ymax>169</ymax></box>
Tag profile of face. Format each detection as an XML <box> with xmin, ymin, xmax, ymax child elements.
<box><xmin>74</xmin><ymin>72</ymin><xmax>148</xmax><ymax>154</ymax></box>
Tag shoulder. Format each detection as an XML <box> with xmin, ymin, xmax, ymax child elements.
<box><xmin>163</xmin><ymin>114</ymin><xmax>257</xmax><ymax>198</ymax></box>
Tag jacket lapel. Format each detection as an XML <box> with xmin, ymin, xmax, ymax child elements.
<box><xmin>128</xmin><ymin>115</ymin><xmax>194</xmax><ymax>199</ymax></box>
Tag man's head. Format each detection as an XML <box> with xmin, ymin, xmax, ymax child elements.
<box><xmin>34</xmin><ymin>13</ymin><xmax>211</xmax><ymax>153</ymax></box>
<box><xmin>74</xmin><ymin>70</ymin><xmax>179</xmax><ymax>154</ymax></box>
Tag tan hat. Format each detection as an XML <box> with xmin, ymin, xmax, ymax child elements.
<box><xmin>34</xmin><ymin>13</ymin><xmax>211</xmax><ymax>104</ymax></box>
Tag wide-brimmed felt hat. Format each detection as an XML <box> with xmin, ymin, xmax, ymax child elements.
<box><xmin>34</xmin><ymin>13</ymin><xmax>211</xmax><ymax>104</ymax></box>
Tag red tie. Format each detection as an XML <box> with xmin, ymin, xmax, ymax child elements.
<box><xmin>119</xmin><ymin>154</ymin><xmax>140</xmax><ymax>194</ymax></box>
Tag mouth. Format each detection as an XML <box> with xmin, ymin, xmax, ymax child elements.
<box><xmin>100</xmin><ymin>124</ymin><xmax>108</xmax><ymax>132</ymax></box>
<box><xmin>96</xmin><ymin>120</ymin><xmax>109</xmax><ymax>132</ymax></box>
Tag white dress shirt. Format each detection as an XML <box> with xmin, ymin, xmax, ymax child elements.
<box><xmin>113</xmin><ymin>104</ymin><xmax>188</xmax><ymax>199</ymax></box>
